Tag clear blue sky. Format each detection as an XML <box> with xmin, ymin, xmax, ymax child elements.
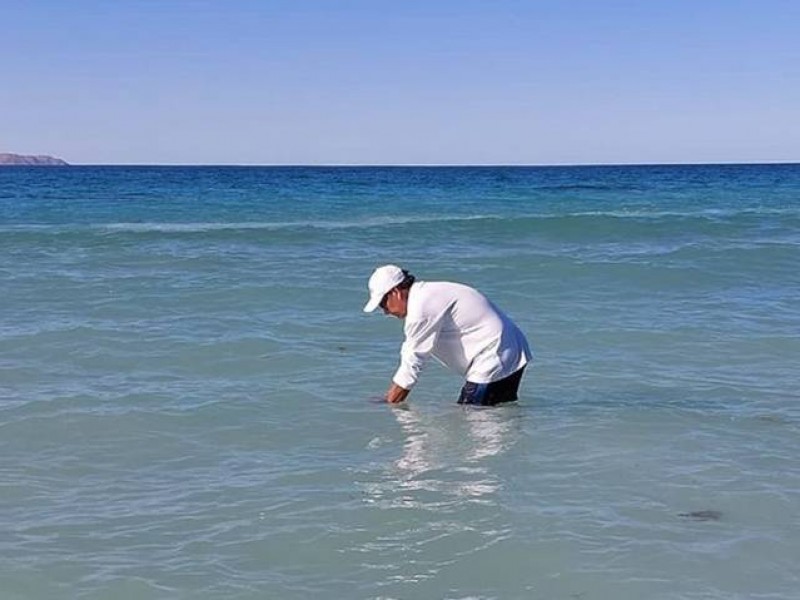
<box><xmin>2</xmin><ymin>0</ymin><xmax>798</xmax><ymax>165</ymax></box>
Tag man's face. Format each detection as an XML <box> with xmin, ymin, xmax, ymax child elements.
<box><xmin>380</xmin><ymin>288</ymin><xmax>406</xmax><ymax>319</ymax></box>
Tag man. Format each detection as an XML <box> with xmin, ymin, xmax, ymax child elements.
<box><xmin>363</xmin><ymin>265</ymin><xmax>532</xmax><ymax>406</ymax></box>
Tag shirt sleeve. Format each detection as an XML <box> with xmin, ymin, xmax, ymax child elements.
<box><xmin>392</xmin><ymin>316</ymin><xmax>442</xmax><ymax>390</ymax></box>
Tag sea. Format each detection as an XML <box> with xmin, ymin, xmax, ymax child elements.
<box><xmin>1</xmin><ymin>164</ymin><xmax>799</xmax><ymax>599</ymax></box>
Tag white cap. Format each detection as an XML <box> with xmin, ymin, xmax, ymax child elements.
<box><xmin>363</xmin><ymin>265</ymin><xmax>405</xmax><ymax>312</ymax></box>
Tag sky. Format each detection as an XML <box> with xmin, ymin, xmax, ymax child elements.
<box><xmin>1</xmin><ymin>0</ymin><xmax>798</xmax><ymax>165</ymax></box>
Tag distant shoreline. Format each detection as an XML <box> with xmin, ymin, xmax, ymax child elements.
<box><xmin>0</xmin><ymin>153</ymin><xmax>69</xmax><ymax>166</ymax></box>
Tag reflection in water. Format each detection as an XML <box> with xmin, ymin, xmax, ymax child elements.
<box><xmin>355</xmin><ymin>405</ymin><xmax>523</xmax><ymax>590</ymax></box>
<box><xmin>393</xmin><ymin>405</ymin><xmax>437</xmax><ymax>476</ymax></box>
<box><xmin>362</xmin><ymin>404</ymin><xmax>522</xmax><ymax>509</ymax></box>
<box><xmin>462</xmin><ymin>405</ymin><xmax>521</xmax><ymax>463</ymax></box>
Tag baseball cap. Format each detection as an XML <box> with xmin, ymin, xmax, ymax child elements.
<box><xmin>363</xmin><ymin>265</ymin><xmax>405</xmax><ymax>312</ymax></box>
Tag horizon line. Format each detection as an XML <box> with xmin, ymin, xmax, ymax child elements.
<box><xmin>43</xmin><ymin>160</ymin><xmax>800</xmax><ymax>168</ymax></box>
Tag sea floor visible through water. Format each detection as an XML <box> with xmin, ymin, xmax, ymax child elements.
<box><xmin>1</xmin><ymin>164</ymin><xmax>799</xmax><ymax>599</ymax></box>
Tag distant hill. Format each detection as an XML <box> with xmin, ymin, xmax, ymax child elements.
<box><xmin>0</xmin><ymin>153</ymin><xmax>69</xmax><ymax>166</ymax></box>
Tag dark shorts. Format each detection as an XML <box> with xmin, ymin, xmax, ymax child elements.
<box><xmin>457</xmin><ymin>367</ymin><xmax>526</xmax><ymax>406</ymax></box>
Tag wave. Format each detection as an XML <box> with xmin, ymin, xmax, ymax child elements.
<box><xmin>532</xmin><ymin>184</ymin><xmax>643</xmax><ymax>192</ymax></box>
<box><xmin>1</xmin><ymin>206</ymin><xmax>798</xmax><ymax>235</ymax></box>
<box><xmin>95</xmin><ymin>214</ymin><xmax>500</xmax><ymax>233</ymax></box>
<box><xmin>0</xmin><ymin>215</ymin><xmax>502</xmax><ymax>234</ymax></box>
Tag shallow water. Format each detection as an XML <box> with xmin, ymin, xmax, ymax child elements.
<box><xmin>1</xmin><ymin>165</ymin><xmax>799</xmax><ymax>598</ymax></box>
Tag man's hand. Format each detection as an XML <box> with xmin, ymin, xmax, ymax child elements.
<box><xmin>385</xmin><ymin>382</ymin><xmax>410</xmax><ymax>404</ymax></box>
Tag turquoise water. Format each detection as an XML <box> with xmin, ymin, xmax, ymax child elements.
<box><xmin>1</xmin><ymin>165</ymin><xmax>799</xmax><ymax>599</ymax></box>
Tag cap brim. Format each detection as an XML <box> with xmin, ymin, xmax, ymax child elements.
<box><xmin>363</xmin><ymin>296</ymin><xmax>381</xmax><ymax>313</ymax></box>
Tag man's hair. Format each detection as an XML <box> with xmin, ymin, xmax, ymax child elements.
<box><xmin>397</xmin><ymin>269</ymin><xmax>415</xmax><ymax>290</ymax></box>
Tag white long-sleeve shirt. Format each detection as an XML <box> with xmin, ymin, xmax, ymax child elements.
<box><xmin>392</xmin><ymin>281</ymin><xmax>532</xmax><ymax>390</ymax></box>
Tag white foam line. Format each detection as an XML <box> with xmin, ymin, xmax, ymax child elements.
<box><xmin>94</xmin><ymin>214</ymin><xmax>501</xmax><ymax>233</ymax></box>
<box><xmin>1</xmin><ymin>207</ymin><xmax>797</xmax><ymax>234</ymax></box>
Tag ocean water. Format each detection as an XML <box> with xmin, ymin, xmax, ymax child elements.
<box><xmin>1</xmin><ymin>164</ymin><xmax>799</xmax><ymax>599</ymax></box>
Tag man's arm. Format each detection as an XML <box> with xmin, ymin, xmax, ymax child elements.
<box><xmin>391</xmin><ymin>316</ymin><xmax>441</xmax><ymax>395</ymax></box>
<box><xmin>385</xmin><ymin>382</ymin><xmax>410</xmax><ymax>404</ymax></box>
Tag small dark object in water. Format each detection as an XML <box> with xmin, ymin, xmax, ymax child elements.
<box><xmin>678</xmin><ymin>510</ymin><xmax>722</xmax><ymax>521</ymax></box>
<box><xmin>756</xmin><ymin>414</ymin><xmax>786</xmax><ymax>424</ymax></box>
